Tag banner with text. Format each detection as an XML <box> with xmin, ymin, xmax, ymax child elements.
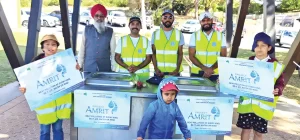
<box><xmin>218</xmin><ymin>57</ymin><xmax>275</xmax><ymax>102</ymax></box>
<box><xmin>14</xmin><ymin>48</ymin><xmax>84</xmax><ymax>110</ymax></box>
<box><xmin>74</xmin><ymin>90</ymin><xmax>131</xmax><ymax>130</ymax></box>
<box><xmin>176</xmin><ymin>96</ymin><xmax>234</xmax><ymax>135</ymax></box>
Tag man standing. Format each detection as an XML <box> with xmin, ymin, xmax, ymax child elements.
<box><xmin>152</xmin><ymin>10</ymin><xmax>185</xmax><ymax>77</ymax></box>
<box><xmin>189</xmin><ymin>12</ymin><xmax>227</xmax><ymax>82</ymax></box>
<box><xmin>115</xmin><ymin>17</ymin><xmax>152</xmax><ymax>78</ymax></box>
<box><xmin>78</xmin><ymin>4</ymin><xmax>116</xmax><ymax>73</ymax></box>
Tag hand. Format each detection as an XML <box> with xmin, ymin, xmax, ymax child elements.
<box><xmin>155</xmin><ymin>69</ymin><xmax>164</xmax><ymax>77</ymax></box>
<box><xmin>169</xmin><ymin>69</ymin><xmax>179</xmax><ymax>76</ymax></box>
<box><xmin>137</xmin><ymin>137</ymin><xmax>143</xmax><ymax>140</ymax></box>
<box><xmin>130</xmin><ymin>65</ymin><xmax>139</xmax><ymax>73</ymax></box>
<box><xmin>203</xmin><ymin>67</ymin><xmax>214</xmax><ymax>78</ymax></box>
<box><xmin>76</xmin><ymin>63</ymin><xmax>81</xmax><ymax>71</ymax></box>
<box><xmin>186</xmin><ymin>138</ymin><xmax>192</xmax><ymax>140</ymax></box>
<box><xmin>19</xmin><ymin>87</ymin><xmax>26</xmax><ymax>94</ymax></box>
<box><xmin>217</xmin><ymin>78</ymin><xmax>220</xmax><ymax>84</ymax></box>
<box><xmin>273</xmin><ymin>88</ymin><xmax>279</xmax><ymax>95</ymax></box>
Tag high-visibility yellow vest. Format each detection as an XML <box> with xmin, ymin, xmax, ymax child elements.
<box><xmin>237</xmin><ymin>62</ymin><xmax>284</xmax><ymax>120</ymax></box>
<box><xmin>191</xmin><ymin>30</ymin><xmax>222</xmax><ymax>75</ymax></box>
<box><xmin>154</xmin><ymin>28</ymin><xmax>183</xmax><ymax>73</ymax></box>
<box><xmin>118</xmin><ymin>35</ymin><xmax>150</xmax><ymax>78</ymax></box>
<box><xmin>35</xmin><ymin>93</ymin><xmax>72</xmax><ymax>125</ymax></box>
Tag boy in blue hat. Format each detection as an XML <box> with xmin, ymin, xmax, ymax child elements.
<box><xmin>236</xmin><ymin>32</ymin><xmax>285</xmax><ymax>140</ymax></box>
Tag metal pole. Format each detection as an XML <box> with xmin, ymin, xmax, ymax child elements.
<box><xmin>24</xmin><ymin>0</ymin><xmax>43</xmax><ymax>64</ymax></box>
<box><xmin>225</xmin><ymin>0</ymin><xmax>233</xmax><ymax>49</ymax></box>
<box><xmin>59</xmin><ymin>0</ymin><xmax>73</xmax><ymax>50</ymax></box>
<box><xmin>0</xmin><ymin>3</ymin><xmax>24</xmax><ymax>69</ymax></box>
<box><xmin>263</xmin><ymin>0</ymin><xmax>275</xmax><ymax>58</ymax></box>
<box><xmin>72</xmin><ymin>0</ymin><xmax>81</xmax><ymax>55</ymax></box>
<box><xmin>141</xmin><ymin>0</ymin><xmax>147</xmax><ymax>31</ymax></box>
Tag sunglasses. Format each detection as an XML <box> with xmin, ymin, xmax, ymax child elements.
<box><xmin>163</xmin><ymin>16</ymin><xmax>173</xmax><ymax>20</ymax></box>
<box><xmin>94</xmin><ymin>14</ymin><xmax>105</xmax><ymax>19</ymax></box>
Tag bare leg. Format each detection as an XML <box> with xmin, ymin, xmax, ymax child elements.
<box><xmin>241</xmin><ymin>129</ymin><xmax>251</xmax><ymax>140</ymax></box>
<box><xmin>254</xmin><ymin>131</ymin><xmax>263</xmax><ymax>140</ymax></box>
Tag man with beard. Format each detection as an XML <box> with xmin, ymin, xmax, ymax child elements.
<box><xmin>188</xmin><ymin>12</ymin><xmax>227</xmax><ymax>82</ymax></box>
<box><xmin>77</xmin><ymin>4</ymin><xmax>116</xmax><ymax>74</ymax></box>
<box><xmin>115</xmin><ymin>17</ymin><xmax>152</xmax><ymax>78</ymax></box>
<box><xmin>152</xmin><ymin>10</ymin><xmax>185</xmax><ymax>77</ymax></box>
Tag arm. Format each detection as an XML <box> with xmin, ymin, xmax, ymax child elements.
<box><xmin>274</xmin><ymin>72</ymin><xmax>284</xmax><ymax>96</ymax></box>
<box><xmin>77</xmin><ymin>30</ymin><xmax>86</xmax><ymax>68</ymax></box>
<box><xmin>152</xmin><ymin>44</ymin><xmax>159</xmax><ymax>71</ymax></box>
<box><xmin>110</xmin><ymin>32</ymin><xmax>117</xmax><ymax>71</ymax></box>
<box><xmin>114</xmin><ymin>53</ymin><xmax>129</xmax><ymax>70</ymax></box>
<box><xmin>176</xmin><ymin>106</ymin><xmax>191</xmax><ymax>139</ymax></box>
<box><xmin>137</xmin><ymin>55</ymin><xmax>152</xmax><ymax>69</ymax></box>
<box><xmin>137</xmin><ymin>103</ymin><xmax>156</xmax><ymax>138</ymax></box>
<box><xmin>175</xmin><ymin>45</ymin><xmax>183</xmax><ymax>72</ymax></box>
<box><xmin>220</xmin><ymin>34</ymin><xmax>227</xmax><ymax>57</ymax></box>
<box><xmin>188</xmin><ymin>47</ymin><xmax>207</xmax><ymax>70</ymax></box>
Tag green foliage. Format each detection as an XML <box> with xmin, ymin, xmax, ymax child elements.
<box><xmin>20</xmin><ymin>0</ymin><xmax>30</xmax><ymax>7</ymax></box>
<box><xmin>173</xmin><ymin>0</ymin><xmax>194</xmax><ymax>15</ymax></box>
<box><xmin>248</xmin><ymin>1</ymin><xmax>263</xmax><ymax>14</ymax></box>
<box><xmin>276</xmin><ymin>0</ymin><xmax>300</xmax><ymax>12</ymax></box>
<box><xmin>81</xmin><ymin>0</ymin><xmax>96</xmax><ymax>6</ymax></box>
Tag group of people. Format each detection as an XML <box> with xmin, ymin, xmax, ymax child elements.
<box><xmin>18</xmin><ymin>3</ymin><xmax>285</xmax><ymax>140</ymax></box>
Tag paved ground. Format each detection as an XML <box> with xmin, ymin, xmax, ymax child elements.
<box><xmin>0</xmin><ymin>81</ymin><xmax>300</xmax><ymax>140</ymax></box>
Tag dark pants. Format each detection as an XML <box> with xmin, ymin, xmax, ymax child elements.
<box><xmin>154</xmin><ymin>72</ymin><xmax>180</xmax><ymax>77</ymax></box>
<box><xmin>191</xmin><ymin>71</ymin><xmax>219</xmax><ymax>82</ymax></box>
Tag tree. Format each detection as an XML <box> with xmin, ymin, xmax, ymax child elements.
<box><xmin>20</xmin><ymin>0</ymin><xmax>30</xmax><ymax>7</ymax></box>
<box><xmin>248</xmin><ymin>0</ymin><xmax>263</xmax><ymax>14</ymax></box>
<box><xmin>277</xmin><ymin>0</ymin><xmax>300</xmax><ymax>12</ymax></box>
<box><xmin>173</xmin><ymin>0</ymin><xmax>194</xmax><ymax>15</ymax></box>
<box><xmin>199</xmin><ymin>0</ymin><xmax>225</xmax><ymax>11</ymax></box>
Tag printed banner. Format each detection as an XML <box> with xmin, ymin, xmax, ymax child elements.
<box><xmin>74</xmin><ymin>90</ymin><xmax>131</xmax><ymax>130</ymax></box>
<box><xmin>176</xmin><ymin>96</ymin><xmax>234</xmax><ymax>135</ymax></box>
<box><xmin>14</xmin><ymin>48</ymin><xmax>84</xmax><ymax>110</ymax></box>
<box><xmin>218</xmin><ymin>57</ymin><xmax>275</xmax><ymax>102</ymax></box>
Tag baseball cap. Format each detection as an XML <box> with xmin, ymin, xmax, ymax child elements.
<box><xmin>161</xmin><ymin>82</ymin><xmax>179</xmax><ymax>92</ymax></box>
<box><xmin>129</xmin><ymin>16</ymin><xmax>141</xmax><ymax>25</ymax></box>
<box><xmin>199</xmin><ymin>12</ymin><xmax>213</xmax><ymax>21</ymax></box>
<box><xmin>162</xmin><ymin>9</ymin><xmax>174</xmax><ymax>16</ymax></box>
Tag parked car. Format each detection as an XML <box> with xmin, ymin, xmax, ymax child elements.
<box><xmin>49</xmin><ymin>10</ymin><xmax>72</xmax><ymax>26</ymax></box>
<box><xmin>80</xmin><ymin>11</ymin><xmax>92</xmax><ymax>25</ymax></box>
<box><xmin>276</xmin><ymin>18</ymin><xmax>300</xmax><ymax>46</ymax></box>
<box><xmin>107</xmin><ymin>11</ymin><xmax>127</xmax><ymax>27</ymax></box>
<box><xmin>181</xmin><ymin>19</ymin><xmax>200</xmax><ymax>33</ymax></box>
<box><xmin>145</xmin><ymin>16</ymin><xmax>154</xmax><ymax>29</ymax></box>
<box><xmin>21</xmin><ymin>9</ymin><xmax>59</xmax><ymax>27</ymax></box>
<box><xmin>279</xmin><ymin>28</ymin><xmax>299</xmax><ymax>47</ymax></box>
<box><xmin>222</xmin><ymin>23</ymin><xmax>246</xmax><ymax>38</ymax></box>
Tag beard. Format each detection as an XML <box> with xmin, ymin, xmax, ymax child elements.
<box><xmin>93</xmin><ymin>20</ymin><xmax>106</xmax><ymax>33</ymax></box>
<box><xmin>201</xmin><ymin>23</ymin><xmax>213</xmax><ymax>32</ymax></box>
<box><xmin>162</xmin><ymin>21</ymin><xmax>173</xmax><ymax>28</ymax></box>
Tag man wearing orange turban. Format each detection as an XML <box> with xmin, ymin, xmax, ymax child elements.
<box><xmin>78</xmin><ymin>4</ymin><xmax>116</xmax><ymax>74</ymax></box>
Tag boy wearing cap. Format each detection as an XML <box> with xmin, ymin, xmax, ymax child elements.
<box><xmin>189</xmin><ymin>12</ymin><xmax>227</xmax><ymax>82</ymax></box>
<box><xmin>151</xmin><ymin>9</ymin><xmax>185</xmax><ymax>77</ymax></box>
<box><xmin>236</xmin><ymin>32</ymin><xmax>284</xmax><ymax>140</ymax></box>
<box><xmin>137</xmin><ymin>78</ymin><xmax>191</xmax><ymax>140</ymax></box>
<box><xmin>115</xmin><ymin>17</ymin><xmax>152</xmax><ymax>78</ymax></box>
<box><xmin>19</xmin><ymin>34</ymin><xmax>80</xmax><ymax>140</ymax></box>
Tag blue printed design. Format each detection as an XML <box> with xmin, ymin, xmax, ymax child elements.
<box><xmin>250</xmin><ymin>70</ymin><xmax>260</xmax><ymax>84</ymax></box>
<box><xmin>171</xmin><ymin>41</ymin><xmax>175</xmax><ymax>46</ymax></box>
<box><xmin>138</xmin><ymin>49</ymin><xmax>142</xmax><ymax>54</ymax></box>
<box><xmin>211</xmin><ymin>107</ymin><xmax>220</xmax><ymax>120</ymax></box>
<box><xmin>212</xmin><ymin>42</ymin><xmax>217</xmax><ymax>47</ymax></box>
<box><xmin>108</xmin><ymin>101</ymin><xmax>118</xmax><ymax>114</ymax></box>
<box><xmin>56</xmin><ymin>64</ymin><xmax>67</xmax><ymax>77</ymax></box>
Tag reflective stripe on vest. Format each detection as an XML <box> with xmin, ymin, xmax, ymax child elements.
<box><xmin>119</xmin><ymin>35</ymin><xmax>150</xmax><ymax>77</ymax></box>
<box><xmin>237</xmin><ymin>61</ymin><xmax>285</xmax><ymax>120</ymax></box>
<box><xmin>36</xmin><ymin>103</ymin><xmax>72</xmax><ymax>115</ymax></box>
<box><xmin>154</xmin><ymin>28</ymin><xmax>183</xmax><ymax>72</ymax></box>
<box><xmin>239</xmin><ymin>99</ymin><xmax>275</xmax><ymax>112</ymax></box>
<box><xmin>191</xmin><ymin>31</ymin><xmax>222</xmax><ymax>74</ymax></box>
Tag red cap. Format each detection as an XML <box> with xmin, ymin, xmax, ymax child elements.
<box><xmin>90</xmin><ymin>4</ymin><xmax>107</xmax><ymax>18</ymax></box>
<box><xmin>161</xmin><ymin>82</ymin><xmax>179</xmax><ymax>92</ymax></box>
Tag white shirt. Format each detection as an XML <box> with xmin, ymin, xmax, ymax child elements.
<box><xmin>77</xmin><ymin>27</ymin><xmax>117</xmax><ymax>71</ymax></box>
<box><xmin>115</xmin><ymin>36</ymin><xmax>152</xmax><ymax>54</ymax></box>
<box><xmin>254</xmin><ymin>55</ymin><xmax>271</xmax><ymax>62</ymax></box>
<box><xmin>189</xmin><ymin>30</ymin><xmax>227</xmax><ymax>48</ymax></box>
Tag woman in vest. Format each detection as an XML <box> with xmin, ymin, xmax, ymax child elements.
<box><xmin>19</xmin><ymin>35</ymin><xmax>80</xmax><ymax>140</ymax></box>
<box><xmin>235</xmin><ymin>32</ymin><xmax>284</xmax><ymax>140</ymax></box>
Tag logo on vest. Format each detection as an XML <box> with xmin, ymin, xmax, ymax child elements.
<box><xmin>138</xmin><ymin>49</ymin><xmax>143</xmax><ymax>54</ymax></box>
<box><xmin>171</xmin><ymin>41</ymin><xmax>175</xmax><ymax>46</ymax></box>
<box><xmin>212</xmin><ymin>42</ymin><xmax>217</xmax><ymax>47</ymax></box>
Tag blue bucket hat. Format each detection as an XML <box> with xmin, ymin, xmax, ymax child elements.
<box><xmin>252</xmin><ymin>32</ymin><xmax>274</xmax><ymax>54</ymax></box>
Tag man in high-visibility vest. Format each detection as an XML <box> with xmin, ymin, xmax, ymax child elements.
<box><xmin>152</xmin><ymin>9</ymin><xmax>185</xmax><ymax>77</ymax></box>
<box><xmin>115</xmin><ymin>17</ymin><xmax>152</xmax><ymax>78</ymax></box>
<box><xmin>189</xmin><ymin>12</ymin><xmax>227</xmax><ymax>82</ymax></box>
